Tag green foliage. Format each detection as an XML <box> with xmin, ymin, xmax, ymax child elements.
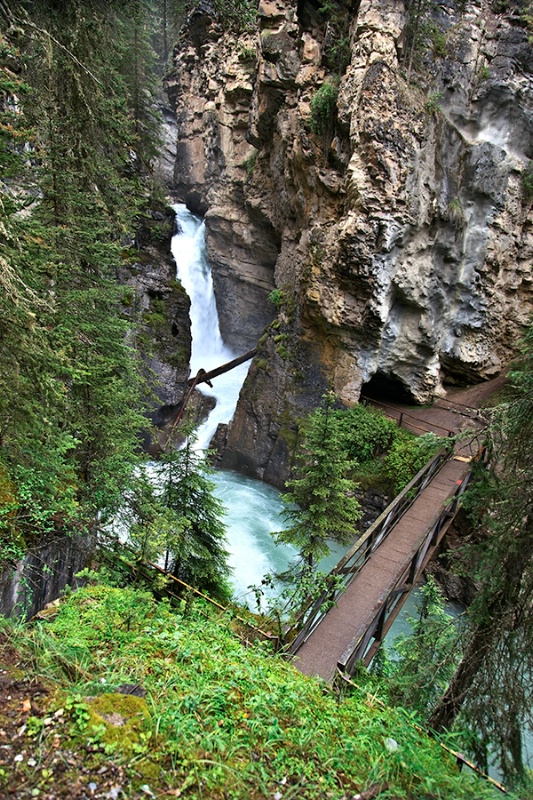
<box><xmin>243</xmin><ymin>150</ymin><xmax>257</xmax><ymax>177</ymax></box>
<box><xmin>213</xmin><ymin>0</ymin><xmax>257</xmax><ymax>32</ymax></box>
<box><xmin>309</xmin><ymin>80</ymin><xmax>339</xmax><ymax>137</ymax></box>
<box><xmin>0</xmin><ymin>2</ymin><xmax>164</xmax><ymax>559</ymax></box>
<box><xmin>275</xmin><ymin>393</ymin><xmax>362</xmax><ymax>566</ymax></box>
<box><xmin>383</xmin><ymin>431</ymin><xmax>443</xmax><ymax>494</ymax></box>
<box><xmin>0</xmin><ymin>583</ymin><xmax>496</xmax><ymax>799</ymax></box>
<box><xmin>318</xmin><ymin>1</ymin><xmax>351</xmax><ymax>74</ymax></box>
<box><xmin>403</xmin><ymin>0</ymin><xmax>452</xmax><ymax>78</ymax></box>
<box><xmin>385</xmin><ymin>578</ymin><xmax>463</xmax><ymax>716</ymax></box>
<box><xmin>491</xmin><ymin>0</ymin><xmax>533</xmax><ymax>28</ymax></box>
<box><xmin>119</xmin><ymin>433</ymin><xmax>232</xmax><ymax>603</ymax></box>
<box><xmin>268</xmin><ymin>288</ymin><xmax>283</xmax><ymax>308</ymax></box>
<box><xmin>304</xmin><ymin>401</ymin><xmax>444</xmax><ymax>494</ymax></box>
<box><xmin>428</xmin><ymin>22</ymin><xmax>447</xmax><ymax>57</ymax></box>
<box><xmin>250</xmin><ymin>564</ymin><xmax>345</xmax><ymax>630</ymax></box>
<box><xmin>333</xmin><ymin>404</ymin><xmax>398</xmax><ymax>464</ymax></box>
<box><xmin>425</xmin><ymin>90</ymin><xmax>443</xmax><ymax>116</ymax></box>
<box><xmin>428</xmin><ymin>322</ymin><xmax>533</xmax><ymax>784</ymax></box>
<box><xmin>150</xmin><ymin>0</ymin><xmax>194</xmax><ymax>70</ymax></box>
<box><xmin>448</xmin><ymin>196</ymin><xmax>465</xmax><ymax>227</ymax></box>
<box><xmin>237</xmin><ymin>43</ymin><xmax>256</xmax><ymax>62</ymax></box>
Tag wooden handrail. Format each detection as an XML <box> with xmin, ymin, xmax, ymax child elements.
<box><xmin>284</xmin><ymin>448</ymin><xmax>452</xmax><ymax>651</ymax></box>
<box><xmin>339</xmin><ymin>461</ymin><xmax>476</xmax><ymax>673</ymax></box>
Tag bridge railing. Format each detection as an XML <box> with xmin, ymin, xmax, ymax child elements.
<box><xmin>339</xmin><ymin>460</ymin><xmax>474</xmax><ymax>673</ymax></box>
<box><xmin>284</xmin><ymin>446</ymin><xmax>452</xmax><ymax>653</ymax></box>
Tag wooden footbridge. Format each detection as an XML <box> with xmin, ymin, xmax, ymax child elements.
<box><xmin>286</xmin><ymin>441</ymin><xmax>483</xmax><ymax>683</ymax></box>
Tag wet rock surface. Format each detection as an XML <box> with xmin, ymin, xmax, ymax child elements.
<box><xmin>167</xmin><ymin>0</ymin><xmax>533</xmax><ymax>483</ymax></box>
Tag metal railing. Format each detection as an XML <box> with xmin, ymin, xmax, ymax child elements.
<box><xmin>339</xmin><ymin>461</ymin><xmax>474</xmax><ymax>673</ymax></box>
<box><xmin>285</xmin><ymin>447</ymin><xmax>453</xmax><ymax>653</ymax></box>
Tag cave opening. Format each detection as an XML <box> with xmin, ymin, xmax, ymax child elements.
<box><xmin>361</xmin><ymin>371</ymin><xmax>416</xmax><ymax>405</ymax></box>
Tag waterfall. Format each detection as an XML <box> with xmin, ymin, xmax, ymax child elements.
<box><xmin>170</xmin><ymin>204</ymin><xmax>298</xmax><ymax>604</ymax></box>
<box><xmin>169</xmin><ymin>205</ymin><xmax>353</xmax><ymax>605</ymax></box>
<box><xmin>171</xmin><ymin>204</ymin><xmax>250</xmax><ymax>450</ymax></box>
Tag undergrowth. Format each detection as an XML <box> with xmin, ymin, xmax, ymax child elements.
<box><xmin>0</xmin><ymin>584</ymin><xmax>496</xmax><ymax>799</ymax></box>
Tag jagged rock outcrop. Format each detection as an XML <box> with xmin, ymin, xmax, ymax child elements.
<box><xmin>167</xmin><ymin>0</ymin><xmax>533</xmax><ymax>486</ymax></box>
<box><xmin>121</xmin><ymin>209</ymin><xmax>192</xmax><ymax>431</ymax></box>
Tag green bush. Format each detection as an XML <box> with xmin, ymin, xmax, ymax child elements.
<box><xmin>268</xmin><ymin>288</ymin><xmax>283</xmax><ymax>308</ymax></box>
<box><xmin>424</xmin><ymin>91</ymin><xmax>442</xmax><ymax>116</ymax></box>
<box><xmin>332</xmin><ymin>405</ymin><xmax>398</xmax><ymax>464</ymax></box>
<box><xmin>309</xmin><ymin>80</ymin><xmax>339</xmax><ymax>136</ymax></box>
<box><xmin>382</xmin><ymin>431</ymin><xmax>443</xmax><ymax>494</ymax></box>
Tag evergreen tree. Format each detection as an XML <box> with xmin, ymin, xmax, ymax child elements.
<box><xmin>428</xmin><ymin>323</ymin><xmax>533</xmax><ymax>785</ymax></box>
<box><xmin>275</xmin><ymin>393</ymin><xmax>362</xmax><ymax>567</ymax></box>
<box><xmin>0</xmin><ymin>0</ymin><xmax>165</xmax><ymax>560</ymax></box>
<box><xmin>139</xmin><ymin>435</ymin><xmax>232</xmax><ymax>603</ymax></box>
<box><xmin>386</xmin><ymin>577</ymin><xmax>463</xmax><ymax>716</ymax></box>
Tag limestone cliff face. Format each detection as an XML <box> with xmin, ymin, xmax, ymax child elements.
<box><xmin>167</xmin><ymin>0</ymin><xmax>533</xmax><ymax>486</ymax></box>
<box><xmin>121</xmin><ymin>209</ymin><xmax>191</xmax><ymax>433</ymax></box>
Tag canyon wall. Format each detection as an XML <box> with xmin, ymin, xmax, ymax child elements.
<box><xmin>166</xmin><ymin>0</ymin><xmax>533</xmax><ymax>487</ymax></box>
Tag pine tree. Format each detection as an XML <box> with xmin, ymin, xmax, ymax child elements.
<box><xmin>0</xmin><ymin>1</ymin><xmax>165</xmax><ymax>560</ymax></box>
<box><xmin>275</xmin><ymin>393</ymin><xmax>362</xmax><ymax>567</ymax></box>
<box><xmin>428</xmin><ymin>323</ymin><xmax>533</xmax><ymax>785</ymax></box>
<box><xmin>145</xmin><ymin>435</ymin><xmax>232</xmax><ymax>603</ymax></box>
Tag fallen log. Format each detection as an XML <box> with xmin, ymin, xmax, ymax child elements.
<box><xmin>187</xmin><ymin>348</ymin><xmax>257</xmax><ymax>386</ymax></box>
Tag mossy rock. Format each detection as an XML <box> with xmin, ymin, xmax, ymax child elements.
<box><xmin>86</xmin><ymin>692</ymin><xmax>151</xmax><ymax>754</ymax></box>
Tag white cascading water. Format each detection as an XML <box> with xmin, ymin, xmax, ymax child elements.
<box><xmin>170</xmin><ymin>204</ymin><xmax>296</xmax><ymax>603</ymax></box>
<box><xmin>171</xmin><ymin>204</ymin><xmax>250</xmax><ymax>450</ymax></box>
<box><xmin>170</xmin><ymin>205</ymin><xmax>351</xmax><ymax>604</ymax></box>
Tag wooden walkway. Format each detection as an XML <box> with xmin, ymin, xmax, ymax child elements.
<box><xmin>292</xmin><ymin>454</ymin><xmax>472</xmax><ymax>682</ymax></box>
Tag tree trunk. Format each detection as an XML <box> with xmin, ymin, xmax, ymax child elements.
<box><xmin>430</xmin><ymin>511</ymin><xmax>533</xmax><ymax>734</ymax></box>
<box><xmin>428</xmin><ymin>621</ymin><xmax>492</xmax><ymax>732</ymax></box>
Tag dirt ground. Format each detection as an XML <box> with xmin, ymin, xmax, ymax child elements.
<box><xmin>0</xmin><ymin>633</ymin><xmax>131</xmax><ymax>800</ymax></box>
<box><xmin>365</xmin><ymin>372</ymin><xmax>509</xmax><ymax>441</ymax></box>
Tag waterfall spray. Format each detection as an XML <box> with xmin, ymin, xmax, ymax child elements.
<box><xmin>171</xmin><ymin>204</ymin><xmax>250</xmax><ymax>450</ymax></box>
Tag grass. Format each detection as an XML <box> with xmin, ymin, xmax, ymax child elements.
<box><xmin>0</xmin><ymin>583</ymin><xmax>497</xmax><ymax>799</ymax></box>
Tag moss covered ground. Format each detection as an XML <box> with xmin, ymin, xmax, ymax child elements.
<box><xmin>0</xmin><ymin>584</ymin><xmax>498</xmax><ymax>799</ymax></box>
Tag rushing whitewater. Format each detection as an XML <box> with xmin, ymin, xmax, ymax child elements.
<box><xmin>170</xmin><ymin>204</ymin><xmax>298</xmax><ymax>604</ymax></box>
<box><xmin>171</xmin><ymin>204</ymin><xmax>250</xmax><ymax>450</ymax></box>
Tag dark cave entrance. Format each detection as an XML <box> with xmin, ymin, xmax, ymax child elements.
<box><xmin>361</xmin><ymin>371</ymin><xmax>416</xmax><ymax>405</ymax></box>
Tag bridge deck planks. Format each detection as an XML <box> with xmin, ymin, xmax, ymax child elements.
<box><xmin>292</xmin><ymin>457</ymin><xmax>471</xmax><ymax>683</ymax></box>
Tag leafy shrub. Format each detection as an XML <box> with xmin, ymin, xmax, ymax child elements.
<box><xmin>332</xmin><ymin>405</ymin><xmax>398</xmax><ymax>463</ymax></box>
<box><xmin>268</xmin><ymin>288</ymin><xmax>283</xmax><ymax>308</ymax></box>
<box><xmin>448</xmin><ymin>197</ymin><xmax>465</xmax><ymax>227</ymax></box>
<box><xmin>424</xmin><ymin>91</ymin><xmax>442</xmax><ymax>116</ymax></box>
<box><xmin>243</xmin><ymin>150</ymin><xmax>257</xmax><ymax>177</ymax></box>
<box><xmin>309</xmin><ymin>80</ymin><xmax>339</xmax><ymax>136</ymax></box>
<box><xmin>382</xmin><ymin>431</ymin><xmax>443</xmax><ymax>494</ymax></box>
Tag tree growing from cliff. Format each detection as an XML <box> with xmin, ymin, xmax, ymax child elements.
<box><xmin>275</xmin><ymin>392</ymin><xmax>362</xmax><ymax>568</ymax></box>
<box><xmin>403</xmin><ymin>0</ymin><xmax>449</xmax><ymax>78</ymax></box>
<box><xmin>427</xmin><ymin>323</ymin><xmax>533</xmax><ymax>786</ymax></box>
